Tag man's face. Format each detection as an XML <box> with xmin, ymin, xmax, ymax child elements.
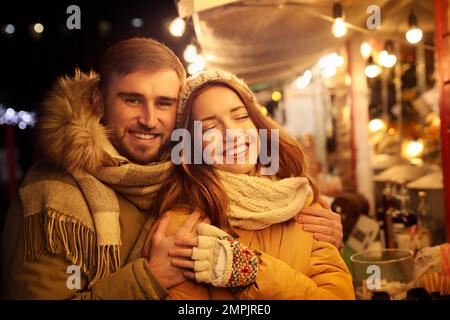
<box><xmin>103</xmin><ymin>69</ymin><xmax>180</xmax><ymax>164</ymax></box>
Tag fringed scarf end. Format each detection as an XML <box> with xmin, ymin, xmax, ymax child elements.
<box><xmin>23</xmin><ymin>208</ymin><xmax>121</xmax><ymax>288</ymax></box>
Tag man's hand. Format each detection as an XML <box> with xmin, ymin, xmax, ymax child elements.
<box><xmin>297</xmin><ymin>197</ymin><xmax>343</xmax><ymax>249</ymax></box>
<box><xmin>144</xmin><ymin>210</ymin><xmax>202</xmax><ymax>290</ymax></box>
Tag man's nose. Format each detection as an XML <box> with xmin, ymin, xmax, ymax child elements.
<box><xmin>140</xmin><ymin>104</ymin><xmax>158</xmax><ymax>128</ymax></box>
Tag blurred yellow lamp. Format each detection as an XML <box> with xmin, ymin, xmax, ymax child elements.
<box><xmin>405</xmin><ymin>140</ymin><xmax>424</xmax><ymax>158</ymax></box>
<box><xmin>369</xmin><ymin>119</ymin><xmax>384</xmax><ymax>132</ymax></box>
<box><xmin>271</xmin><ymin>91</ymin><xmax>282</xmax><ymax>102</ymax></box>
<box><xmin>260</xmin><ymin>106</ymin><xmax>268</xmax><ymax>116</ymax></box>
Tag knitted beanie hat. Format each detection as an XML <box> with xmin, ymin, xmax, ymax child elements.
<box><xmin>177</xmin><ymin>69</ymin><xmax>256</xmax><ymax>127</ymax></box>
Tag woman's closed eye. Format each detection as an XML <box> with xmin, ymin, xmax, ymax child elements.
<box><xmin>234</xmin><ymin>114</ymin><xmax>249</xmax><ymax>121</ymax></box>
<box><xmin>202</xmin><ymin>125</ymin><xmax>217</xmax><ymax>133</ymax></box>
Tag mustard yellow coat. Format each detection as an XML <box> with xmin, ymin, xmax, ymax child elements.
<box><xmin>2</xmin><ymin>179</ymin><xmax>166</xmax><ymax>300</ymax></box>
<box><xmin>162</xmin><ymin>209</ymin><xmax>355</xmax><ymax>300</ymax></box>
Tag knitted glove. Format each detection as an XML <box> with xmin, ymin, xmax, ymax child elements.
<box><xmin>191</xmin><ymin>223</ymin><xmax>259</xmax><ymax>288</ymax></box>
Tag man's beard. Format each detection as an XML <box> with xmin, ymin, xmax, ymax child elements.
<box><xmin>109</xmin><ymin>128</ymin><xmax>171</xmax><ymax>165</ymax></box>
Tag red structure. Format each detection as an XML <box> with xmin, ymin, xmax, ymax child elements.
<box><xmin>435</xmin><ymin>0</ymin><xmax>450</xmax><ymax>241</ymax></box>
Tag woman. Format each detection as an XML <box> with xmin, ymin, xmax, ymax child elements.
<box><xmin>144</xmin><ymin>70</ymin><xmax>354</xmax><ymax>299</ymax></box>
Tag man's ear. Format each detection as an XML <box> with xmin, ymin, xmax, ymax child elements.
<box><xmin>91</xmin><ymin>85</ymin><xmax>105</xmax><ymax>119</ymax></box>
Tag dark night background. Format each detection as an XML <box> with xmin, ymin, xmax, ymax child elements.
<box><xmin>0</xmin><ymin>0</ymin><xmax>190</xmax><ymax>108</ymax></box>
<box><xmin>0</xmin><ymin>0</ymin><xmax>192</xmax><ymax>225</ymax></box>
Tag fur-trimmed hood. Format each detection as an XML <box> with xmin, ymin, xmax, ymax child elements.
<box><xmin>38</xmin><ymin>69</ymin><xmax>118</xmax><ymax>173</ymax></box>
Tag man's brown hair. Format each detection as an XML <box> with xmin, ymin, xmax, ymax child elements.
<box><xmin>98</xmin><ymin>37</ymin><xmax>186</xmax><ymax>95</ymax></box>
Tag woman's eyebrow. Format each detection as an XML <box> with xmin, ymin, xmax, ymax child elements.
<box><xmin>199</xmin><ymin>105</ymin><xmax>246</xmax><ymax>122</ymax></box>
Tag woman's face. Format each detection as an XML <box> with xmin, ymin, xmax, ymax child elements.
<box><xmin>191</xmin><ymin>85</ymin><xmax>260</xmax><ymax>175</ymax></box>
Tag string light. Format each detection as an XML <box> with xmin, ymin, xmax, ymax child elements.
<box><xmin>379</xmin><ymin>40</ymin><xmax>397</xmax><ymax>68</ymax></box>
<box><xmin>4</xmin><ymin>24</ymin><xmax>15</xmax><ymax>35</ymax></box>
<box><xmin>378</xmin><ymin>50</ymin><xmax>397</xmax><ymax>68</ymax></box>
<box><xmin>169</xmin><ymin>17</ymin><xmax>186</xmax><ymax>37</ymax></box>
<box><xmin>131</xmin><ymin>18</ymin><xmax>143</xmax><ymax>28</ymax></box>
<box><xmin>331</xmin><ymin>2</ymin><xmax>347</xmax><ymax>38</ymax></box>
<box><xmin>187</xmin><ymin>55</ymin><xmax>206</xmax><ymax>75</ymax></box>
<box><xmin>318</xmin><ymin>52</ymin><xmax>343</xmax><ymax>79</ymax></box>
<box><xmin>271</xmin><ymin>91</ymin><xmax>282</xmax><ymax>102</ymax></box>
<box><xmin>318</xmin><ymin>52</ymin><xmax>344</xmax><ymax>69</ymax></box>
<box><xmin>404</xmin><ymin>140</ymin><xmax>424</xmax><ymax>158</ymax></box>
<box><xmin>295</xmin><ymin>69</ymin><xmax>312</xmax><ymax>90</ymax></box>
<box><xmin>260</xmin><ymin>106</ymin><xmax>268</xmax><ymax>116</ymax></box>
<box><xmin>321</xmin><ymin>67</ymin><xmax>337</xmax><ymax>79</ymax></box>
<box><xmin>406</xmin><ymin>10</ymin><xmax>423</xmax><ymax>44</ymax></box>
<box><xmin>368</xmin><ymin>118</ymin><xmax>385</xmax><ymax>132</ymax></box>
<box><xmin>183</xmin><ymin>44</ymin><xmax>199</xmax><ymax>63</ymax></box>
<box><xmin>360</xmin><ymin>42</ymin><xmax>372</xmax><ymax>58</ymax></box>
<box><xmin>0</xmin><ymin>105</ymin><xmax>37</xmax><ymax>128</ymax></box>
<box><xmin>365</xmin><ymin>56</ymin><xmax>381</xmax><ymax>78</ymax></box>
<box><xmin>33</xmin><ymin>23</ymin><xmax>44</xmax><ymax>34</ymax></box>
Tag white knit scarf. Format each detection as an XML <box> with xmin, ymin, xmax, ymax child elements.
<box><xmin>217</xmin><ymin>170</ymin><xmax>313</xmax><ymax>230</ymax></box>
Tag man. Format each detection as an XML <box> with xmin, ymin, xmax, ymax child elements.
<box><xmin>1</xmin><ymin>38</ymin><xmax>343</xmax><ymax>299</ymax></box>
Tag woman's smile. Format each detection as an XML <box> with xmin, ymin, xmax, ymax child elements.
<box><xmin>224</xmin><ymin>143</ymin><xmax>249</xmax><ymax>161</ymax></box>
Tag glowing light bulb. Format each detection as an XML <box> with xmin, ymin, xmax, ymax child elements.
<box><xmin>321</xmin><ymin>67</ymin><xmax>337</xmax><ymax>79</ymax></box>
<box><xmin>360</xmin><ymin>42</ymin><xmax>372</xmax><ymax>58</ymax></box>
<box><xmin>369</xmin><ymin>119</ymin><xmax>384</xmax><ymax>132</ymax></box>
<box><xmin>271</xmin><ymin>91</ymin><xmax>282</xmax><ymax>102</ymax></box>
<box><xmin>365</xmin><ymin>65</ymin><xmax>381</xmax><ymax>78</ymax></box>
<box><xmin>131</xmin><ymin>18</ymin><xmax>143</xmax><ymax>28</ymax></box>
<box><xmin>406</xmin><ymin>27</ymin><xmax>423</xmax><ymax>44</ymax></box>
<box><xmin>169</xmin><ymin>17</ymin><xmax>185</xmax><ymax>37</ymax></box>
<box><xmin>33</xmin><ymin>23</ymin><xmax>44</xmax><ymax>34</ymax></box>
<box><xmin>295</xmin><ymin>70</ymin><xmax>312</xmax><ymax>90</ymax></box>
<box><xmin>379</xmin><ymin>50</ymin><xmax>397</xmax><ymax>68</ymax></box>
<box><xmin>260</xmin><ymin>106</ymin><xmax>268</xmax><ymax>116</ymax></box>
<box><xmin>332</xmin><ymin>17</ymin><xmax>347</xmax><ymax>38</ymax></box>
<box><xmin>319</xmin><ymin>53</ymin><xmax>344</xmax><ymax>69</ymax></box>
<box><xmin>405</xmin><ymin>140</ymin><xmax>424</xmax><ymax>158</ymax></box>
<box><xmin>406</xmin><ymin>10</ymin><xmax>423</xmax><ymax>44</ymax></box>
<box><xmin>4</xmin><ymin>24</ymin><xmax>15</xmax><ymax>35</ymax></box>
<box><xmin>187</xmin><ymin>55</ymin><xmax>206</xmax><ymax>74</ymax></box>
<box><xmin>183</xmin><ymin>44</ymin><xmax>198</xmax><ymax>63</ymax></box>
<box><xmin>365</xmin><ymin>57</ymin><xmax>381</xmax><ymax>78</ymax></box>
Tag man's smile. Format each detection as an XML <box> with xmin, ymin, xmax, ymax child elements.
<box><xmin>128</xmin><ymin>130</ymin><xmax>161</xmax><ymax>142</ymax></box>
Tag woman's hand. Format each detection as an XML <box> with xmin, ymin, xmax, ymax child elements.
<box><xmin>297</xmin><ymin>197</ymin><xmax>343</xmax><ymax>249</ymax></box>
<box><xmin>173</xmin><ymin>223</ymin><xmax>259</xmax><ymax>288</ymax></box>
